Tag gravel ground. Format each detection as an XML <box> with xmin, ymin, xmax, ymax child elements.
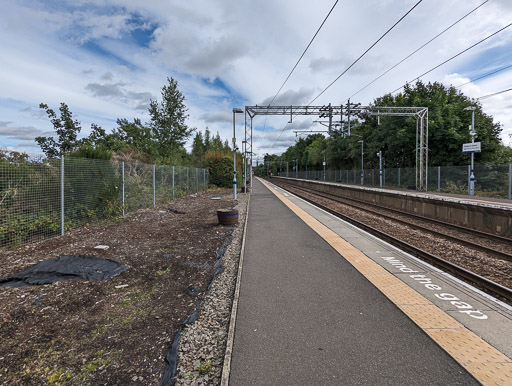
<box><xmin>175</xmin><ymin>193</ymin><xmax>248</xmax><ymax>385</ymax></box>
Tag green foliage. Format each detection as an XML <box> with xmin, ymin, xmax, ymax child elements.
<box><xmin>149</xmin><ymin>77</ymin><xmax>193</xmax><ymax>161</ymax></box>
<box><xmin>267</xmin><ymin>81</ymin><xmax>511</xmax><ymax>171</ymax></box>
<box><xmin>191</xmin><ymin>131</ymin><xmax>206</xmax><ymax>165</ymax></box>
<box><xmin>36</xmin><ymin>77</ymin><xmax>195</xmax><ymax>166</ymax></box>
<box><xmin>72</xmin><ymin>145</ymin><xmax>112</xmax><ymax>160</ymax></box>
<box><xmin>204</xmin><ymin>150</ymin><xmax>241</xmax><ymax>188</ymax></box>
<box><xmin>361</xmin><ymin>81</ymin><xmax>505</xmax><ymax>168</ymax></box>
<box><xmin>36</xmin><ymin>103</ymin><xmax>82</xmax><ymax>158</ymax></box>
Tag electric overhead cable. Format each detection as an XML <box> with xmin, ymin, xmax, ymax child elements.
<box><xmin>345</xmin><ymin>0</ymin><xmax>489</xmax><ymax>102</ymax></box>
<box><xmin>477</xmin><ymin>87</ymin><xmax>512</xmax><ymax>100</ymax></box>
<box><xmin>455</xmin><ymin>63</ymin><xmax>512</xmax><ymax>88</ymax></box>
<box><xmin>266</xmin><ymin>0</ymin><xmax>340</xmax><ymax>108</ymax></box>
<box><xmin>269</xmin><ymin>0</ymin><xmax>423</xmax><ymax>150</ymax></box>
<box><xmin>262</xmin><ymin>0</ymin><xmax>339</xmax><ymax>144</ymax></box>
<box><xmin>308</xmin><ymin>0</ymin><xmax>423</xmax><ymax>106</ymax></box>
<box><xmin>390</xmin><ymin>21</ymin><xmax>512</xmax><ymax>94</ymax></box>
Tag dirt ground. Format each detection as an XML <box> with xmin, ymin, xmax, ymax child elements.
<box><xmin>0</xmin><ymin>189</ymin><xmax>238</xmax><ymax>385</ymax></box>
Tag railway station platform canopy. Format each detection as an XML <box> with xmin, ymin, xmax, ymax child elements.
<box><xmin>243</xmin><ymin>104</ymin><xmax>429</xmax><ymax>191</ymax></box>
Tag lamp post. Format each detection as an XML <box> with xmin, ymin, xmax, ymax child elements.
<box><xmin>242</xmin><ymin>140</ymin><xmax>247</xmax><ymax>193</ymax></box>
<box><xmin>377</xmin><ymin>150</ymin><xmax>383</xmax><ymax>187</ymax></box>
<box><xmin>323</xmin><ymin>155</ymin><xmax>326</xmax><ymax>181</ymax></box>
<box><xmin>464</xmin><ymin>106</ymin><xmax>477</xmax><ymax>196</ymax></box>
<box><xmin>359</xmin><ymin>140</ymin><xmax>364</xmax><ymax>185</ymax></box>
<box><xmin>232</xmin><ymin>108</ymin><xmax>244</xmax><ymax>199</ymax></box>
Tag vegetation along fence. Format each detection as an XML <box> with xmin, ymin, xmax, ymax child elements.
<box><xmin>0</xmin><ymin>156</ymin><xmax>209</xmax><ymax>249</ymax></box>
<box><xmin>280</xmin><ymin>163</ymin><xmax>512</xmax><ymax>200</ymax></box>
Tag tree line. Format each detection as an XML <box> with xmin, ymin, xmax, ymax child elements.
<box><xmin>257</xmin><ymin>81</ymin><xmax>512</xmax><ymax>175</ymax></box>
<box><xmin>32</xmin><ymin>77</ymin><xmax>240</xmax><ymax>188</ymax></box>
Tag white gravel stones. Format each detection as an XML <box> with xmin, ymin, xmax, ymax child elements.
<box><xmin>175</xmin><ymin>195</ymin><xmax>248</xmax><ymax>386</ymax></box>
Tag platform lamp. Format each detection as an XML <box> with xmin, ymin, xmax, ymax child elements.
<box><xmin>242</xmin><ymin>140</ymin><xmax>247</xmax><ymax>193</ymax></box>
<box><xmin>464</xmin><ymin>106</ymin><xmax>477</xmax><ymax>196</ymax></box>
<box><xmin>232</xmin><ymin>108</ymin><xmax>244</xmax><ymax>199</ymax></box>
<box><xmin>358</xmin><ymin>140</ymin><xmax>364</xmax><ymax>185</ymax></box>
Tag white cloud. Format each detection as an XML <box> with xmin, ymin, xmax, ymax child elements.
<box><xmin>1</xmin><ymin>0</ymin><xmax>512</xmax><ymax>157</ymax></box>
<box><xmin>442</xmin><ymin>72</ymin><xmax>512</xmax><ymax>146</ymax></box>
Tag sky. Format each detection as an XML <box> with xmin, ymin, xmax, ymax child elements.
<box><xmin>1</xmin><ymin>0</ymin><xmax>512</xmax><ymax>164</ymax></box>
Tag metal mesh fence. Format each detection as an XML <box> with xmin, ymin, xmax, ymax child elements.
<box><xmin>0</xmin><ymin>156</ymin><xmax>209</xmax><ymax>249</ymax></box>
<box><xmin>0</xmin><ymin>158</ymin><xmax>60</xmax><ymax>247</ymax></box>
<box><xmin>282</xmin><ymin>163</ymin><xmax>512</xmax><ymax>198</ymax></box>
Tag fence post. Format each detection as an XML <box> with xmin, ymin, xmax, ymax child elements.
<box><xmin>509</xmin><ymin>163</ymin><xmax>512</xmax><ymax>200</ymax></box>
<box><xmin>172</xmin><ymin>166</ymin><xmax>175</xmax><ymax>200</ymax></box>
<box><xmin>153</xmin><ymin>164</ymin><xmax>156</xmax><ymax>208</ymax></box>
<box><xmin>203</xmin><ymin>169</ymin><xmax>206</xmax><ymax>191</ymax></box>
<box><xmin>187</xmin><ymin>168</ymin><xmax>189</xmax><ymax>194</ymax></box>
<box><xmin>196</xmin><ymin>168</ymin><xmax>199</xmax><ymax>193</ymax></box>
<box><xmin>60</xmin><ymin>155</ymin><xmax>64</xmax><ymax>236</ymax></box>
<box><xmin>122</xmin><ymin>161</ymin><xmax>125</xmax><ymax>216</ymax></box>
<box><xmin>437</xmin><ymin>166</ymin><xmax>441</xmax><ymax>193</ymax></box>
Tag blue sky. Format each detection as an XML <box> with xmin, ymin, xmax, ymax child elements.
<box><xmin>1</xmin><ymin>0</ymin><xmax>512</xmax><ymax>162</ymax></box>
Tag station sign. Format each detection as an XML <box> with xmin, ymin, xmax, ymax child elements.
<box><xmin>462</xmin><ymin>142</ymin><xmax>481</xmax><ymax>153</ymax></box>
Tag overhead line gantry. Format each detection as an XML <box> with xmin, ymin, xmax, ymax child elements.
<box><xmin>244</xmin><ymin>104</ymin><xmax>428</xmax><ymax>191</ymax></box>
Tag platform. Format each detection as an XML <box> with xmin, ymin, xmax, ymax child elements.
<box><xmin>273</xmin><ymin>177</ymin><xmax>512</xmax><ymax>237</ymax></box>
<box><xmin>226</xmin><ymin>178</ymin><xmax>512</xmax><ymax>385</ymax></box>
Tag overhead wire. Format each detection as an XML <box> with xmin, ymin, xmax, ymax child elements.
<box><xmin>477</xmin><ymin>87</ymin><xmax>512</xmax><ymax>100</ymax></box>
<box><xmin>307</xmin><ymin>0</ymin><xmax>423</xmax><ymax>106</ymax></box>
<box><xmin>269</xmin><ymin>0</ymin><xmax>423</xmax><ymax>150</ymax></box>
<box><xmin>344</xmin><ymin>0</ymin><xmax>489</xmax><ymax>102</ymax></box>
<box><xmin>260</xmin><ymin>0</ymin><xmax>340</xmax><ymax>146</ymax></box>
<box><xmin>390</xmin><ymin>21</ymin><xmax>512</xmax><ymax>94</ymax></box>
<box><xmin>266</xmin><ymin>0</ymin><xmax>340</xmax><ymax>108</ymax></box>
<box><xmin>455</xmin><ymin>63</ymin><xmax>512</xmax><ymax>88</ymax></box>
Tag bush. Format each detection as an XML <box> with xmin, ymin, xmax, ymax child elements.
<box><xmin>204</xmin><ymin>151</ymin><xmax>241</xmax><ymax>188</ymax></box>
<box><xmin>207</xmin><ymin>157</ymin><xmax>234</xmax><ymax>188</ymax></box>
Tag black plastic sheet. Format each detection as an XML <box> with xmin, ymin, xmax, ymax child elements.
<box><xmin>0</xmin><ymin>255</ymin><xmax>128</xmax><ymax>287</ymax></box>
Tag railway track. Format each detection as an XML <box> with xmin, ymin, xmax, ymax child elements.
<box><xmin>271</xmin><ymin>179</ymin><xmax>512</xmax><ymax>303</ymax></box>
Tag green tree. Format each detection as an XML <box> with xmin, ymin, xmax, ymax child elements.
<box><xmin>148</xmin><ymin>77</ymin><xmax>192</xmax><ymax>159</ymax></box>
<box><xmin>360</xmin><ymin>81</ymin><xmax>506</xmax><ymax>167</ymax></box>
<box><xmin>113</xmin><ymin>118</ymin><xmax>156</xmax><ymax>159</ymax></box>
<box><xmin>191</xmin><ymin>131</ymin><xmax>206</xmax><ymax>165</ymax></box>
<box><xmin>304</xmin><ymin>136</ymin><xmax>327</xmax><ymax>167</ymax></box>
<box><xmin>36</xmin><ymin>103</ymin><xmax>82</xmax><ymax>158</ymax></box>
<box><xmin>204</xmin><ymin>127</ymin><xmax>212</xmax><ymax>152</ymax></box>
<box><xmin>211</xmin><ymin>132</ymin><xmax>224</xmax><ymax>151</ymax></box>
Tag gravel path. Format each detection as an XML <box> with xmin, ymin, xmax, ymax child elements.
<box><xmin>175</xmin><ymin>194</ymin><xmax>248</xmax><ymax>385</ymax></box>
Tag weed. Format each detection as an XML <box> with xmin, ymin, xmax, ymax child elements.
<box><xmin>195</xmin><ymin>360</ymin><xmax>212</xmax><ymax>374</ymax></box>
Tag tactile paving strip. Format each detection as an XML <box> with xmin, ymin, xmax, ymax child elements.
<box><xmin>262</xmin><ymin>179</ymin><xmax>512</xmax><ymax>385</ymax></box>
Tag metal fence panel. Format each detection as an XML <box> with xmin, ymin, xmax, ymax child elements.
<box><xmin>473</xmin><ymin>164</ymin><xmax>510</xmax><ymax>198</ymax></box>
<box><xmin>64</xmin><ymin>157</ymin><xmax>123</xmax><ymax>228</ymax></box>
<box><xmin>0</xmin><ymin>158</ymin><xmax>60</xmax><ymax>247</ymax></box>
<box><xmin>1</xmin><ymin>157</ymin><xmax>209</xmax><ymax>249</ymax></box>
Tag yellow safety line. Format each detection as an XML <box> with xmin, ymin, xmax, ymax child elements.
<box><xmin>261</xmin><ymin>179</ymin><xmax>512</xmax><ymax>385</ymax></box>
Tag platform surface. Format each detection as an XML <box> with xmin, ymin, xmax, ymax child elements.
<box><xmin>228</xmin><ymin>178</ymin><xmax>501</xmax><ymax>385</ymax></box>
